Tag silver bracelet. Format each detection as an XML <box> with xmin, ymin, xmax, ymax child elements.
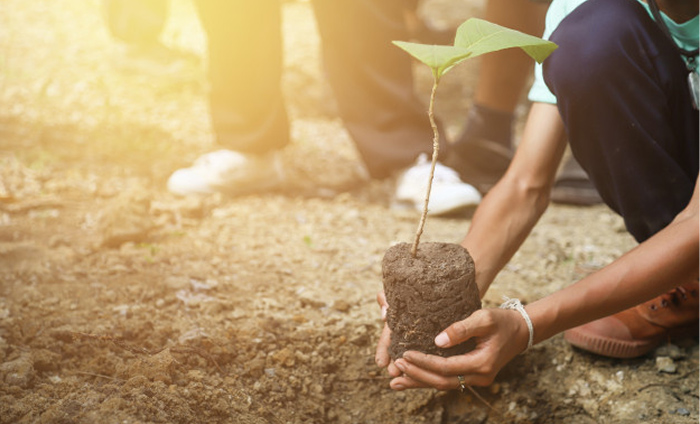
<box><xmin>500</xmin><ymin>297</ymin><xmax>534</xmax><ymax>350</ymax></box>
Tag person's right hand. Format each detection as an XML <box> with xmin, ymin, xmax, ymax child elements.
<box><xmin>388</xmin><ymin>307</ymin><xmax>530</xmax><ymax>390</ymax></box>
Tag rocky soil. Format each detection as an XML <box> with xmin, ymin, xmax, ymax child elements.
<box><xmin>0</xmin><ymin>1</ymin><xmax>697</xmax><ymax>423</ymax></box>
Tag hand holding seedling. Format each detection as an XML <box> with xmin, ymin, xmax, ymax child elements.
<box><xmin>393</xmin><ymin>18</ymin><xmax>557</xmax><ymax>257</ymax></box>
<box><xmin>381</xmin><ymin>307</ymin><xmax>531</xmax><ymax>390</ymax></box>
<box><xmin>378</xmin><ymin>18</ymin><xmax>556</xmax><ymax>393</ymax></box>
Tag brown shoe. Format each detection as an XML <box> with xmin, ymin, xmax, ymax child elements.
<box><xmin>564</xmin><ymin>282</ymin><xmax>699</xmax><ymax>358</ymax></box>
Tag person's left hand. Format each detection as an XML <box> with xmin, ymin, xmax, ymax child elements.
<box><xmin>388</xmin><ymin>308</ymin><xmax>530</xmax><ymax>391</ymax></box>
<box><xmin>374</xmin><ymin>291</ymin><xmax>402</xmax><ymax>378</ymax></box>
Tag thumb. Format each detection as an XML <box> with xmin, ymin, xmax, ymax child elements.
<box><xmin>434</xmin><ymin>309</ymin><xmax>493</xmax><ymax>348</ymax></box>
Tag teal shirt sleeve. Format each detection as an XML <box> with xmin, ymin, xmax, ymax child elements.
<box><xmin>527</xmin><ymin>0</ymin><xmax>588</xmax><ymax>105</ymax></box>
<box><xmin>528</xmin><ymin>0</ymin><xmax>586</xmax><ymax>104</ymax></box>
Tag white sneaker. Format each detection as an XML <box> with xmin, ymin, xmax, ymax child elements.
<box><xmin>394</xmin><ymin>154</ymin><xmax>481</xmax><ymax>216</ymax></box>
<box><xmin>167</xmin><ymin>149</ymin><xmax>284</xmax><ymax>196</ymax></box>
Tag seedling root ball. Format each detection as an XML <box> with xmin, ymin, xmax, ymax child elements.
<box><xmin>382</xmin><ymin>242</ymin><xmax>481</xmax><ymax>359</ymax></box>
<box><xmin>381</xmin><ymin>18</ymin><xmax>556</xmax><ymax>362</ymax></box>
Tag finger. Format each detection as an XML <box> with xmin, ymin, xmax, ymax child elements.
<box><xmin>376</xmin><ymin>291</ymin><xmax>388</xmax><ymax>320</ymax></box>
<box><xmin>376</xmin><ymin>291</ymin><xmax>387</xmax><ymax>308</ymax></box>
<box><xmin>435</xmin><ymin>309</ymin><xmax>494</xmax><ymax>348</ymax></box>
<box><xmin>393</xmin><ymin>358</ymin><xmax>458</xmax><ymax>391</ymax></box>
<box><xmin>375</xmin><ymin>323</ymin><xmax>392</xmax><ymax>367</ymax></box>
<box><xmin>390</xmin><ymin>374</ymin><xmax>430</xmax><ymax>391</ymax></box>
<box><xmin>387</xmin><ymin>361</ymin><xmax>402</xmax><ymax>378</ymax></box>
<box><xmin>400</xmin><ymin>353</ymin><xmax>494</xmax><ymax>387</ymax></box>
<box><xmin>402</xmin><ymin>349</ymin><xmax>482</xmax><ymax>376</ymax></box>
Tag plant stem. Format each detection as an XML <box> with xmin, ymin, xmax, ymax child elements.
<box><xmin>411</xmin><ymin>77</ymin><xmax>440</xmax><ymax>258</ymax></box>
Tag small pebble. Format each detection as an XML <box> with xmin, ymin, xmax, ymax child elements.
<box><xmin>655</xmin><ymin>356</ymin><xmax>677</xmax><ymax>374</ymax></box>
<box><xmin>655</xmin><ymin>344</ymin><xmax>685</xmax><ymax>360</ymax></box>
<box><xmin>332</xmin><ymin>300</ymin><xmax>351</xmax><ymax>313</ymax></box>
<box><xmin>671</xmin><ymin>408</ymin><xmax>690</xmax><ymax>416</ymax></box>
<box><xmin>0</xmin><ymin>356</ymin><xmax>35</xmax><ymax>388</ymax></box>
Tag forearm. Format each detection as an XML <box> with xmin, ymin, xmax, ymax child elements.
<box><xmin>462</xmin><ymin>169</ymin><xmax>550</xmax><ymax>296</ymax></box>
<box><xmin>462</xmin><ymin>102</ymin><xmax>567</xmax><ymax>296</ymax></box>
<box><xmin>527</xmin><ymin>178</ymin><xmax>700</xmax><ymax>343</ymax></box>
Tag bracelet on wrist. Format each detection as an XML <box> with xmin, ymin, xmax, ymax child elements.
<box><xmin>500</xmin><ymin>296</ymin><xmax>534</xmax><ymax>350</ymax></box>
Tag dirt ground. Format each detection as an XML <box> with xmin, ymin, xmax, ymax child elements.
<box><xmin>0</xmin><ymin>1</ymin><xmax>697</xmax><ymax>423</ymax></box>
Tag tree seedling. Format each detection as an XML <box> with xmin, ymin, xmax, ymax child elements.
<box><xmin>381</xmin><ymin>17</ymin><xmax>557</xmax><ymax>407</ymax></box>
<box><xmin>382</xmin><ymin>17</ymin><xmax>556</xmax><ymax>361</ymax></box>
<box><xmin>393</xmin><ymin>18</ymin><xmax>557</xmax><ymax>257</ymax></box>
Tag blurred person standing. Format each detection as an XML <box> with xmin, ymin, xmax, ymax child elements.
<box><xmin>446</xmin><ymin>0</ymin><xmax>601</xmax><ymax>205</ymax></box>
<box><xmin>167</xmin><ymin>0</ymin><xmax>482</xmax><ymax>216</ymax></box>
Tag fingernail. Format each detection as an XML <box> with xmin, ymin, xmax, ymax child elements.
<box><xmin>435</xmin><ymin>332</ymin><xmax>450</xmax><ymax>347</ymax></box>
<box><xmin>393</xmin><ymin>384</ymin><xmax>405</xmax><ymax>391</ymax></box>
<box><xmin>381</xmin><ymin>306</ymin><xmax>387</xmax><ymax>320</ymax></box>
<box><xmin>395</xmin><ymin>360</ymin><xmax>406</xmax><ymax>372</ymax></box>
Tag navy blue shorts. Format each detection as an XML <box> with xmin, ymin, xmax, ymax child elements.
<box><xmin>543</xmin><ymin>0</ymin><xmax>698</xmax><ymax>242</ymax></box>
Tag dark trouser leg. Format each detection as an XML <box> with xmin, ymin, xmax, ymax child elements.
<box><xmin>311</xmin><ymin>0</ymin><xmax>443</xmax><ymax>179</ymax></box>
<box><xmin>194</xmin><ymin>0</ymin><xmax>289</xmax><ymax>154</ymax></box>
<box><xmin>544</xmin><ymin>0</ymin><xmax>698</xmax><ymax>242</ymax></box>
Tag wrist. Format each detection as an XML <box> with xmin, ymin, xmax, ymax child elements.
<box><xmin>500</xmin><ymin>297</ymin><xmax>534</xmax><ymax>350</ymax></box>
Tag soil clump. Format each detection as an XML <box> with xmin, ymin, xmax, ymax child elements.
<box><xmin>383</xmin><ymin>242</ymin><xmax>481</xmax><ymax>359</ymax></box>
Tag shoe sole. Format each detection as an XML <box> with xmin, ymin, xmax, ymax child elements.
<box><xmin>563</xmin><ymin>327</ymin><xmax>663</xmax><ymax>359</ymax></box>
<box><xmin>564</xmin><ymin>320</ymin><xmax>699</xmax><ymax>359</ymax></box>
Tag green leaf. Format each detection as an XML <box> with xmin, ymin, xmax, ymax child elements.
<box><xmin>392</xmin><ymin>41</ymin><xmax>473</xmax><ymax>80</ymax></box>
<box><xmin>392</xmin><ymin>18</ymin><xmax>557</xmax><ymax>81</ymax></box>
<box><xmin>454</xmin><ymin>18</ymin><xmax>557</xmax><ymax>64</ymax></box>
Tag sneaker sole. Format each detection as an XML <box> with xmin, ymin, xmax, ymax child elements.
<box><xmin>564</xmin><ymin>320</ymin><xmax>700</xmax><ymax>359</ymax></box>
<box><xmin>563</xmin><ymin>327</ymin><xmax>663</xmax><ymax>359</ymax></box>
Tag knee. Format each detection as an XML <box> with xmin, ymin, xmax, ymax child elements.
<box><xmin>543</xmin><ymin>0</ymin><xmax>649</xmax><ymax>97</ymax></box>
